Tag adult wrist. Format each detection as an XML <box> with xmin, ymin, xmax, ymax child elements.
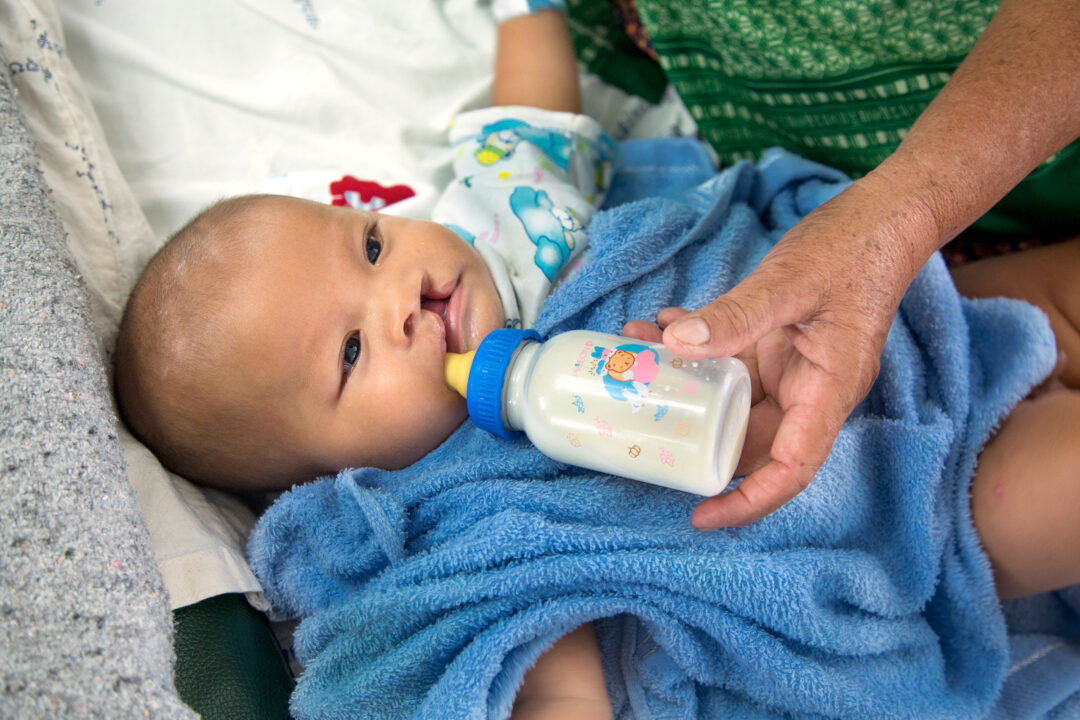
<box><xmin>857</xmin><ymin>152</ymin><xmax>956</xmax><ymax>278</ymax></box>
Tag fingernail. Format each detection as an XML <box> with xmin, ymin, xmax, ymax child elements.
<box><xmin>672</xmin><ymin>317</ymin><xmax>710</xmax><ymax>345</ymax></box>
<box><xmin>691</xmin><ymin>518</ymin><xmax>719</xmax><ymax>532</ymax></box>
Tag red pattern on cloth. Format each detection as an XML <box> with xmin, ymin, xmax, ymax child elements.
<box><xmin>329</xmin><ymin>176</ymin><xmax>416</xmax><ymax>211</ymax></box>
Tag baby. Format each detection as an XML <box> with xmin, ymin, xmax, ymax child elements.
<box><xmin>114</xmin><ymin>2</ymin><xmax>610</xmax><ymax>494</ymax></box>
<box><xmin>113</xmin><ymin>3</ymin><xmax>1080</xmax><ymax>719</ymax></box>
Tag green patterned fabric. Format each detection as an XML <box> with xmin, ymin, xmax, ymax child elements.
<box><xmin>573</xmin><ymin>0</ymin><xmax>1079</xmax><ymax>237</ymax></box>
<box><xmin>635</xmin><ymin>0</ymin><xmax>1000</xmax><ymax>171</ymax></box>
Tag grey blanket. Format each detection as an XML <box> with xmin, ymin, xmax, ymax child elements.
<box><xmin>0</xmin><ymin>51</ymin><xmax>194</xmax><ymax>718</ymax></box>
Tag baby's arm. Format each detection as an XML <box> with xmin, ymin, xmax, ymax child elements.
<box><xmin>512</xmin><ymin>623</ymin><xmax>612</xmax><ymax>720</ymax></box>
<box><xmin>493</xmin><ymin>6</ymin><xmax>581</xmax><ymax>113</ymax></box>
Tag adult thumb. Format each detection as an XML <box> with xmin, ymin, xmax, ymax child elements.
<box><xmin>662</xmin><ymin>275</ymin><xmax>794</xmax><ymax>359</ymax></box>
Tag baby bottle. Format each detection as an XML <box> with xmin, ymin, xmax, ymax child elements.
<box><xmin>444</xmin><ymin>328</ymin><xmax>751</xmax><ymax>496</ymax></box>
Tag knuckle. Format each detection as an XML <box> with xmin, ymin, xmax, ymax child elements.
<box><xmin>710</xmin><ymin>297</ymin><xmax>757</xmax><ymax>340</ymax></box>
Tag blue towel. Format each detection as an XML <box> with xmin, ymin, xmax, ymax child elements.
<box><xmin>993</xmin><ymin>586</ymin><xmax>1080</xmax><ymax>718</ymax></box>
<box><xmin>248</xmin><ymin>146</ymin><xmax>1068</xmax><ymax>719</ymax></box>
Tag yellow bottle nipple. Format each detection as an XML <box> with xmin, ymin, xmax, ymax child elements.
<box><xmin>444</xmin><ymin>350</ymin><xmax>476</xmax><ymax>399</ymax></box>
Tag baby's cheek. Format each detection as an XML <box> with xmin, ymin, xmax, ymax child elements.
<box><xmin>423</xmin><ymin>383</ymin><xmax>469</xmax><ymax>430</ymax></box>
<box><xmin>411</xmin><ymin>393</ymin><xmax>469</xmax><ymax>461</ymax></box>
<box><xmin>446</xmin><ymin>392</ymin><xmax>469</xmax><ymax>423</ymax></box>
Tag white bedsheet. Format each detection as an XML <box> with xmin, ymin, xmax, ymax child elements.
<box><xmin>56</xmin><ymin>0</ymin><xmax>497</xmax><ymax>236</ymax></box>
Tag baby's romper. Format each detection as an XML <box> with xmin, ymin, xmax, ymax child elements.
<box><xmin>432</xmin><ymin>105</ymin><xmax>617</xmax><ymax>328</ymax></box>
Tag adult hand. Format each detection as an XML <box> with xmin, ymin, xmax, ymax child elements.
<box><xmin>624</xmin><ymin>173</ymin><xmax>938</xmax><ymax>529</ymax></box>
<box><xmin>624</xmin><ymin>0</ymin><xmax>1080</xmax><ymax>530</ymax></box>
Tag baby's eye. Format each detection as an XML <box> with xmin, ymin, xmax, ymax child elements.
<box><xmin>342</xmin><ymin>334</ymin><xmax>361</xmax><ymax>375</ymax></box>
<box><xmin>365</xmin><ymin>234</ymin><xmax>382</xmax><ymax>264</ymax></box>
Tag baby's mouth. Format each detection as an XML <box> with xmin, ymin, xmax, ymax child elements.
<box><xmin>421</xmin><ymin>278</ymin><xmax>464</xmax><ymax>353</ymax></box>
<box><xmin>421</xmin><ymin>296</ymin><xmax>448</xmax><ymax>319</ymax></box>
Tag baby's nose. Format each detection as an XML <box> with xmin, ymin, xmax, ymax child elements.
<box><xmin>385</xmin><ymin>294</ymin><xmax>419</xmax><ymax>347</ymax></box>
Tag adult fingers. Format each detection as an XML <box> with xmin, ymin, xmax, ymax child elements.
<box><xmin>690</xmin><ymin>458</ymin><xmax>813</xmax><ymax>529</ymax></box>
<box><xmin>691</xmin><ymin>376</ymin><xmax>846</xmax><ymax>528</ymax></box>
<box><xmin>733</xmin><ymin>396</ymin><xmax>781</xmax><ymax>477</ymax></box>
<box><xmin>661</xmin><ymin>267</ymin><xmax>813</xmax><ymax>361</ymax></box>
<box><xmin>621</xmin><ymin>308</ymin><xmax>692</xmax><ymax>343</ymax></box>
<box><xmin>655</xmin><ymin>306</ymin><xmax>690</xmax><ymax>329</ymax></box>
<box><xmin>621</xmin><ymin>320</ymin><xmax>664</xmax><ymax>343</ymax></box>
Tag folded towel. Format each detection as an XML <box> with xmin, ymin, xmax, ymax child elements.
<box><xmin>248</xmin><ymin>147</ymin><xmax>1064</xmax><ymax>719</ymax></box>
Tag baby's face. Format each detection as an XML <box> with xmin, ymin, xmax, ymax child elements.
<box><xmin>220</xmin><ymin>197</ymin><xmax>504</xmax><ymax>479</ymax></box>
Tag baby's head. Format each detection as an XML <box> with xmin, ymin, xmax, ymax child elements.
<box><xmin>114</xmin><ymin>194</ymin><xmax>505</xmax><ymax>492</ymax></box>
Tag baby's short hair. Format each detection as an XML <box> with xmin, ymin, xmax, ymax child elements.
<box><xmin>114</xmin><ymin>195</ymin><xmax>287</xmax><ymax>490</ymax></box>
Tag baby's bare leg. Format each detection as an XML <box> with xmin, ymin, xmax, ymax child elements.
<box><xmin>971</xmin><ymin>388</ymin><xmax>1080</xmax><ymax>599</ymax></box>
<box><xmin>512</xmin><ymin>622</ymin><xmax>612</xmax><ymax>720</ymax></box>
<box><xmin>954</xmin><ymin>237</ymin><xmax>1080</xmax><ymax>599</ymax></box>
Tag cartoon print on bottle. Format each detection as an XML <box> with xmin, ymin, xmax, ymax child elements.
<box><xmin>473</xmin><ymin>118</ymin><xmax>572</xmax><ymax>169</ymax></box>
<box><xmin>509</xmin><ymin>186</ymin><xmax>584</xmax><ymax>281</ymax></box>
<box><xmin>592</xmin><ymin>343</ymin><xmax>661</xmax><ymax>413</ymax></box>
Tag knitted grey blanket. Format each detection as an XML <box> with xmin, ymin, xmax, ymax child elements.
<box><xmin>0</xmin><ymin>52</ymin><xmax>195</xmax><ymax>718</ymax></box>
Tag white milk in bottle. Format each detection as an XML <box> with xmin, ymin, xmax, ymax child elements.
<box><xmin>444</xmin><ymin>328</ymin><xmax>751</xmax><ymax>495</ymax></box>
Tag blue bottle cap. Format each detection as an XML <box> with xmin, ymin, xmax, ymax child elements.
<box><xmin>467</xmin><ymin>328</ymin><xmax>540</xmax><ymax>440</ymax></box>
